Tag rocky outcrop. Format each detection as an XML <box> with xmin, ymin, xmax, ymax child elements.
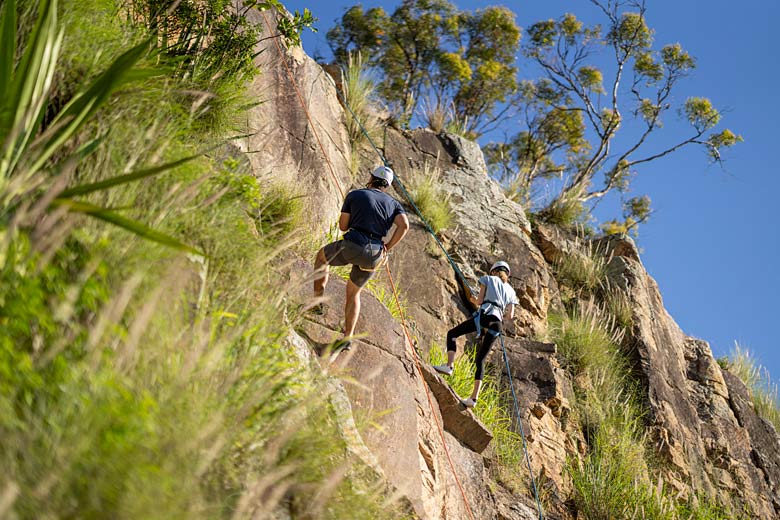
<box><xmin>420</xmin><ymin>364</ymin><xmax>493</xmax><ymax>454</ymax></box>
<box><xmin>383</xmin><ymin>128</ymin><xmax>559</xmax><ymax>345</ymax></box>
<box><xmin>288</xmin><ymin>259</ymin><xmax>539</xmax><ymax>519</ymax></box>
<box><xmin>249</xmin><ymin>8</ymin><xmax>780</xmax><ymax>517</ymax></box>
<box><xmin>488</xmin><ymin>338</ymin><xmax>575</xmax><ymax>500</ymax></box>
<box><xmin>602</xmin><ymin>235</ymin><xmax>780</xmax><ymax>518</ymax></box>
<box><xmin>239</xmin><ymin>8</ymin><xmax>353</xmax><ymax>236</ymax></box>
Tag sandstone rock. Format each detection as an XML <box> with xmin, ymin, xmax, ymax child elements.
<box><xmin>383</xmin><ymin>127</ymin><xmax>558</xmax><ymax>342</ymax></box>
<box><xmin>240</xmin><ymin>8</ymin><xmax>352</xmax><ymax>237</ymax></box>
<box><xmin>288</xmin><ymin>258</ymin><xmax>531</xmax><ymax>518</ymax></box>
<box><xmin>252</xmin><ymin>14</ymin><xmax>780</xmax><ymax>518</ymax></box>
<box><xmin>488</xmin><ymin>337</ymin><xmax>574</xmax><ymax>498</ymax></box>
<box><xmin>419</xmin><ymin>363</ymin><xmax>494</xmax><ymax>453</ymax></box>
<box><xmin>605</xmin><ymin>234</ymin><xmax>780</xmax><ymax>517</ymax></box>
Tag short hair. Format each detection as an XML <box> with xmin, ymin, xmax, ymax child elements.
<box><xmin>369</xmin><ymin>177</ymin><xmax>389</xmax><ymax>189</ymax></box>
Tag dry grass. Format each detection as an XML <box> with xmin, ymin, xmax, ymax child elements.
<box><xmin>408</xmin><ymin>162</ymin><xmax>452</xmax><ymax>235</ymax></box>
<box><xmin>722</xmin><ymin>344</ymin><xmax>780</xmax><ymax>432</ymax></box>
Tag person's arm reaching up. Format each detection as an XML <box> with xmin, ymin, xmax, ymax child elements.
<box><xmin>384</xmin><ymin>213</ymin><xmax>409</xmax><ymax>251</ymax></box>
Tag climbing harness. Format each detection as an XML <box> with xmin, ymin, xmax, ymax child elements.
<box><xmin>260</xmin><ymin>11</ymin><xmax>543</xmax><ymax>518</ymax></box>
<box><xmin>357</xmin><ymin>247</ymin><xmax>389</xmax><ymax>273</ymax></box>
<box><xmin>320</xmin><ymin>61</ymin><xmax>479</xmax><ymax>309</ymax></box>
<box><xmin>473</xmin><ymin>311</ymin><xmax>500</xmax><ymax>339</ymax></box>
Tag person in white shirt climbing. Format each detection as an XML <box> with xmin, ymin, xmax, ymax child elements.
<box><xmin>433</xmin><ymin>261</ymin><xmax>519</xmax><ymax>408</ymax></box>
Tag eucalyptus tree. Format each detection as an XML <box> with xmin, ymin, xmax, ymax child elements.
<box><xmin>326</xmin><ymin>0</ymin><xmax>521</xmax><ymax>135</ymax></box>
<box><xmin>485</xmin><ymin>0</ymin><xmax>740</xmax><ymax>232</ymax></box>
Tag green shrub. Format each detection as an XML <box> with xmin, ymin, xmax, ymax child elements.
<box><xmin>421</xmin><ymin>97</ymin><xmax>448</xmax><ymax>133</ymax></box>
<box><xmin>569</xmin><ymin>417</ymin><xmax>651</xmax><ymax>519</ymax></box>
<box><xmin>547</xmin><ymin>303</ymin><xmax>739</xmax><ymax>519</ymax></box>
<box><xmin>721</xmin><ymin>344</ymin><xmax>780</xmax><ymax>432</ymax></box>
<box><xmin>553</xmin><ymin>240</ymin><xmax>611</xmax><ymax>298</ymax></box>
<box><xmin>545</xmin><ymin>302</ymin><xmax>623</xmax><ymax>377</ymax></box>
<box><xmin>0</xmin><ymin>1</ymin><xmax>402</xmax><ymax>517</ymax></box>
<box><xmin>408</xmin><ymin>164</ymin><xmax>452</xmax><ymax>235</ymax></box>
<box><xmin>536</xmin><ymin>194</ymin><xmax>588</xmax><ymax>228</ymax></box>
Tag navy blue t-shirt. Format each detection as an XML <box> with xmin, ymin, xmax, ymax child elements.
<box><xmin>341</xmin><ymin>188</ymin><xmax>406</xmax><ymax>245</ymax></box>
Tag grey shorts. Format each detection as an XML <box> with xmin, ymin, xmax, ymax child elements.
<box><xmin>323</xmin><ymin>239</ymin><xmax>384</xmax><ymax>287</ymax></box>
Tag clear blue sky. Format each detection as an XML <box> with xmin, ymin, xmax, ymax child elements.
<box><xmin>285</xmin><ymin>0</ymin><xmax>780</xmax><ymax>382</ymax></box>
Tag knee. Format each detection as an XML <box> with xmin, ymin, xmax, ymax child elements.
<box><xmin>346</xmin><ymin>282</ymin><xmax>362</xmax><ymax>301</ymax></box>
<box><xmin>445</xmin><ymin>331</ymin><xmax>457</xmax><ymax>351</ymax></box>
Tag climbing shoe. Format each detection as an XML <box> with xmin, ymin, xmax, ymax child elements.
<box><xmin>433</xmin><ymin>364</ymin><xmax>453</xmax><ymax>376</ymax></box>
<box><xmin>460</xmin><ymin>398</ymin><xmax>477</xmax><ymax>408</ymax></box>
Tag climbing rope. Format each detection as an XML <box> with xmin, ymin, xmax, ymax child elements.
<box><xmin>258</xmin><ymin>10</ymin><xmax>476</xmax><ymax>518</ymax></box>
<box><xmin>325</xmin><ymin>70</ymin><xmax>477</xmax><ymax>305</ymax></box>
<box><xmin>333</xmin><ymin>65</ymin><xmax>547</xmax><ymax>519</ymax></box>
<box><xmin>385</xmin><ymin>265</ymin><xmax>477</xmax><ymax>520</ymax></box>
<box><xmin>499</xmin><ymin>334</ymin><xmax>545</xmax><ymax>520</ymax></box>
<box><xmin>259</xmin><ymin>10</ymin><xmax>346</xmax><ymax>200</ymax></box>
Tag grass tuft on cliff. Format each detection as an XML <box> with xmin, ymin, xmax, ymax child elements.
<box><xmin>408</xmin><ymin>163</ymin><xmax>453</xmax><ymax>235</ymax></box>
<box><xmin>341</xmin><ymin>51</ymin><xmax>382</xmax><ymax>177</ymax></box>
<box><xmin>546</xmin><ymin>301</ymin><xmax>742</xmax><ymax>519</ymax></box>
<box><xmin>721</xmin><ymin>343</ymin><xmax>780</xmax><ymax>432</ymax></box>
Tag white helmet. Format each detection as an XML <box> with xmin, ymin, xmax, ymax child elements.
<box><xmin>490</xmin><ymin>261</ymin><xmax>510</xmax><ymax>276</ymax></box>
<box><xmin>371</xmin><ymin>165</ymin><xmax>394</xmax><ymax>185</ymax></box>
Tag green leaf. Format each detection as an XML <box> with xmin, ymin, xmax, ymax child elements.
<box><xmin>0</xmin><ymin>0</ymin><xmax>16</xmax><ymax>102</ymax></box>
<box><xmin>1</xmin><ymin>0</ymin><xmax>62</xmax><ymax>177</ymax></box>
<box><xmin>51</xmin><ymin>199</ymin><xmax>203</xmax><ymax>256</ymax></box>
<box><xmin>57</xmin><ymin>152</ymin><xmax>204</xmax><ymax>198</ymax></box>
<box><xmin>28</xmin><ymin>39</ymin><xmax>152</xmax><ymax>175</ymax></box>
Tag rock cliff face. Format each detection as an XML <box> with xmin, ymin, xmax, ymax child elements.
<box><xmin>600</xmin><ymin>237</ymin><xmax>780</xmax><ymax>518</ymax></box>
<box><xmin>239</xmin><ymin>9</ymin><xmax>352</xmax><ymax>236</ymax></box>
<box><xmin>250</xmin><ymin>10</ymin><xmax>779</xmax><ymax>519</ymax></box>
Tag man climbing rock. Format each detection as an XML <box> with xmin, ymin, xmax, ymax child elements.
<box><xmin>313</xmin><ymin>166</ymin><xmax>410</xmax><ymax>355</ymax></box>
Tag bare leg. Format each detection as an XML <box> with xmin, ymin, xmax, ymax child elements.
<box><xmin>470</xmin><ymin>379</ymin><xmax>483</xmax><ymax>401</ymax></box>
<box><xmin>344</xmin><ymin>280</ymin><xmax>362</xmax><ymax>338</ymax></box>
<box><xmin>313</xmin><ymin>248</ymin><xmax>329</xmax><ymax>297</ymax></box>
<box><xmin>447</xmin><ymin>350</ymin><xmax>455</xmax><ymax>368</ymax></box>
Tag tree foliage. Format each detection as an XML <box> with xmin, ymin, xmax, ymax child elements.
<box><xmin>326</xmin><ymin>0</ymin><xmax>520</xmax><ymax>135</ymax></box>
<box><xmin>327</xmin><ymin>0</ymin><xmax>740</xmax><ymax>233</ymax></box>
<box><xmin>130</xmin><ymin>0</ymin><xmax>315</xmax><ymax>81</ymax></box>
<box><xmin>485</xmin><ymin>0</ymin><xmax>741</xmax><ymax>230</ymax></box>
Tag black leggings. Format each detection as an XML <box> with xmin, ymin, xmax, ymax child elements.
<box><xmin>446</xmin><ymin>313</ymin><xmax>502</xmax><ymax>380</ymax></box>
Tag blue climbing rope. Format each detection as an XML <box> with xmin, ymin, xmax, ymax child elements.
<box><xmin>500</xmin><ymin>334</ymin><xmax>545</xmax><ymax>520</ymax></box>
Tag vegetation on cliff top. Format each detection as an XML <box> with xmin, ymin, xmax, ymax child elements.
<box><xmin>325</xmin><ymin>0</ymin><xmax>740</xmax><ymax>236</ymax></box>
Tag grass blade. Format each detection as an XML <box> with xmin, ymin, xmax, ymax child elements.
<box><xmin>51</xmin><ymin>198</ymin><xmax>203</xmax><ymax>256</ymax></box>
<box><xmin>0</xmin><ymin>0</ymin><xmax>16</xmax><ymax>103</ymax></box>
<box><xmin>57</xmin><ymin>152</ymin><xmax>204</xmax><ymax>198</ymax></box>
<box><xmin>0</xmin><ymin>0</ymin><xmax>60</xmax><ymax>177</ymax></box>
<box><xmin>28</xmin><ymin>39</ymin><xmax>152</xmax><ymax>175</ymax></box>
